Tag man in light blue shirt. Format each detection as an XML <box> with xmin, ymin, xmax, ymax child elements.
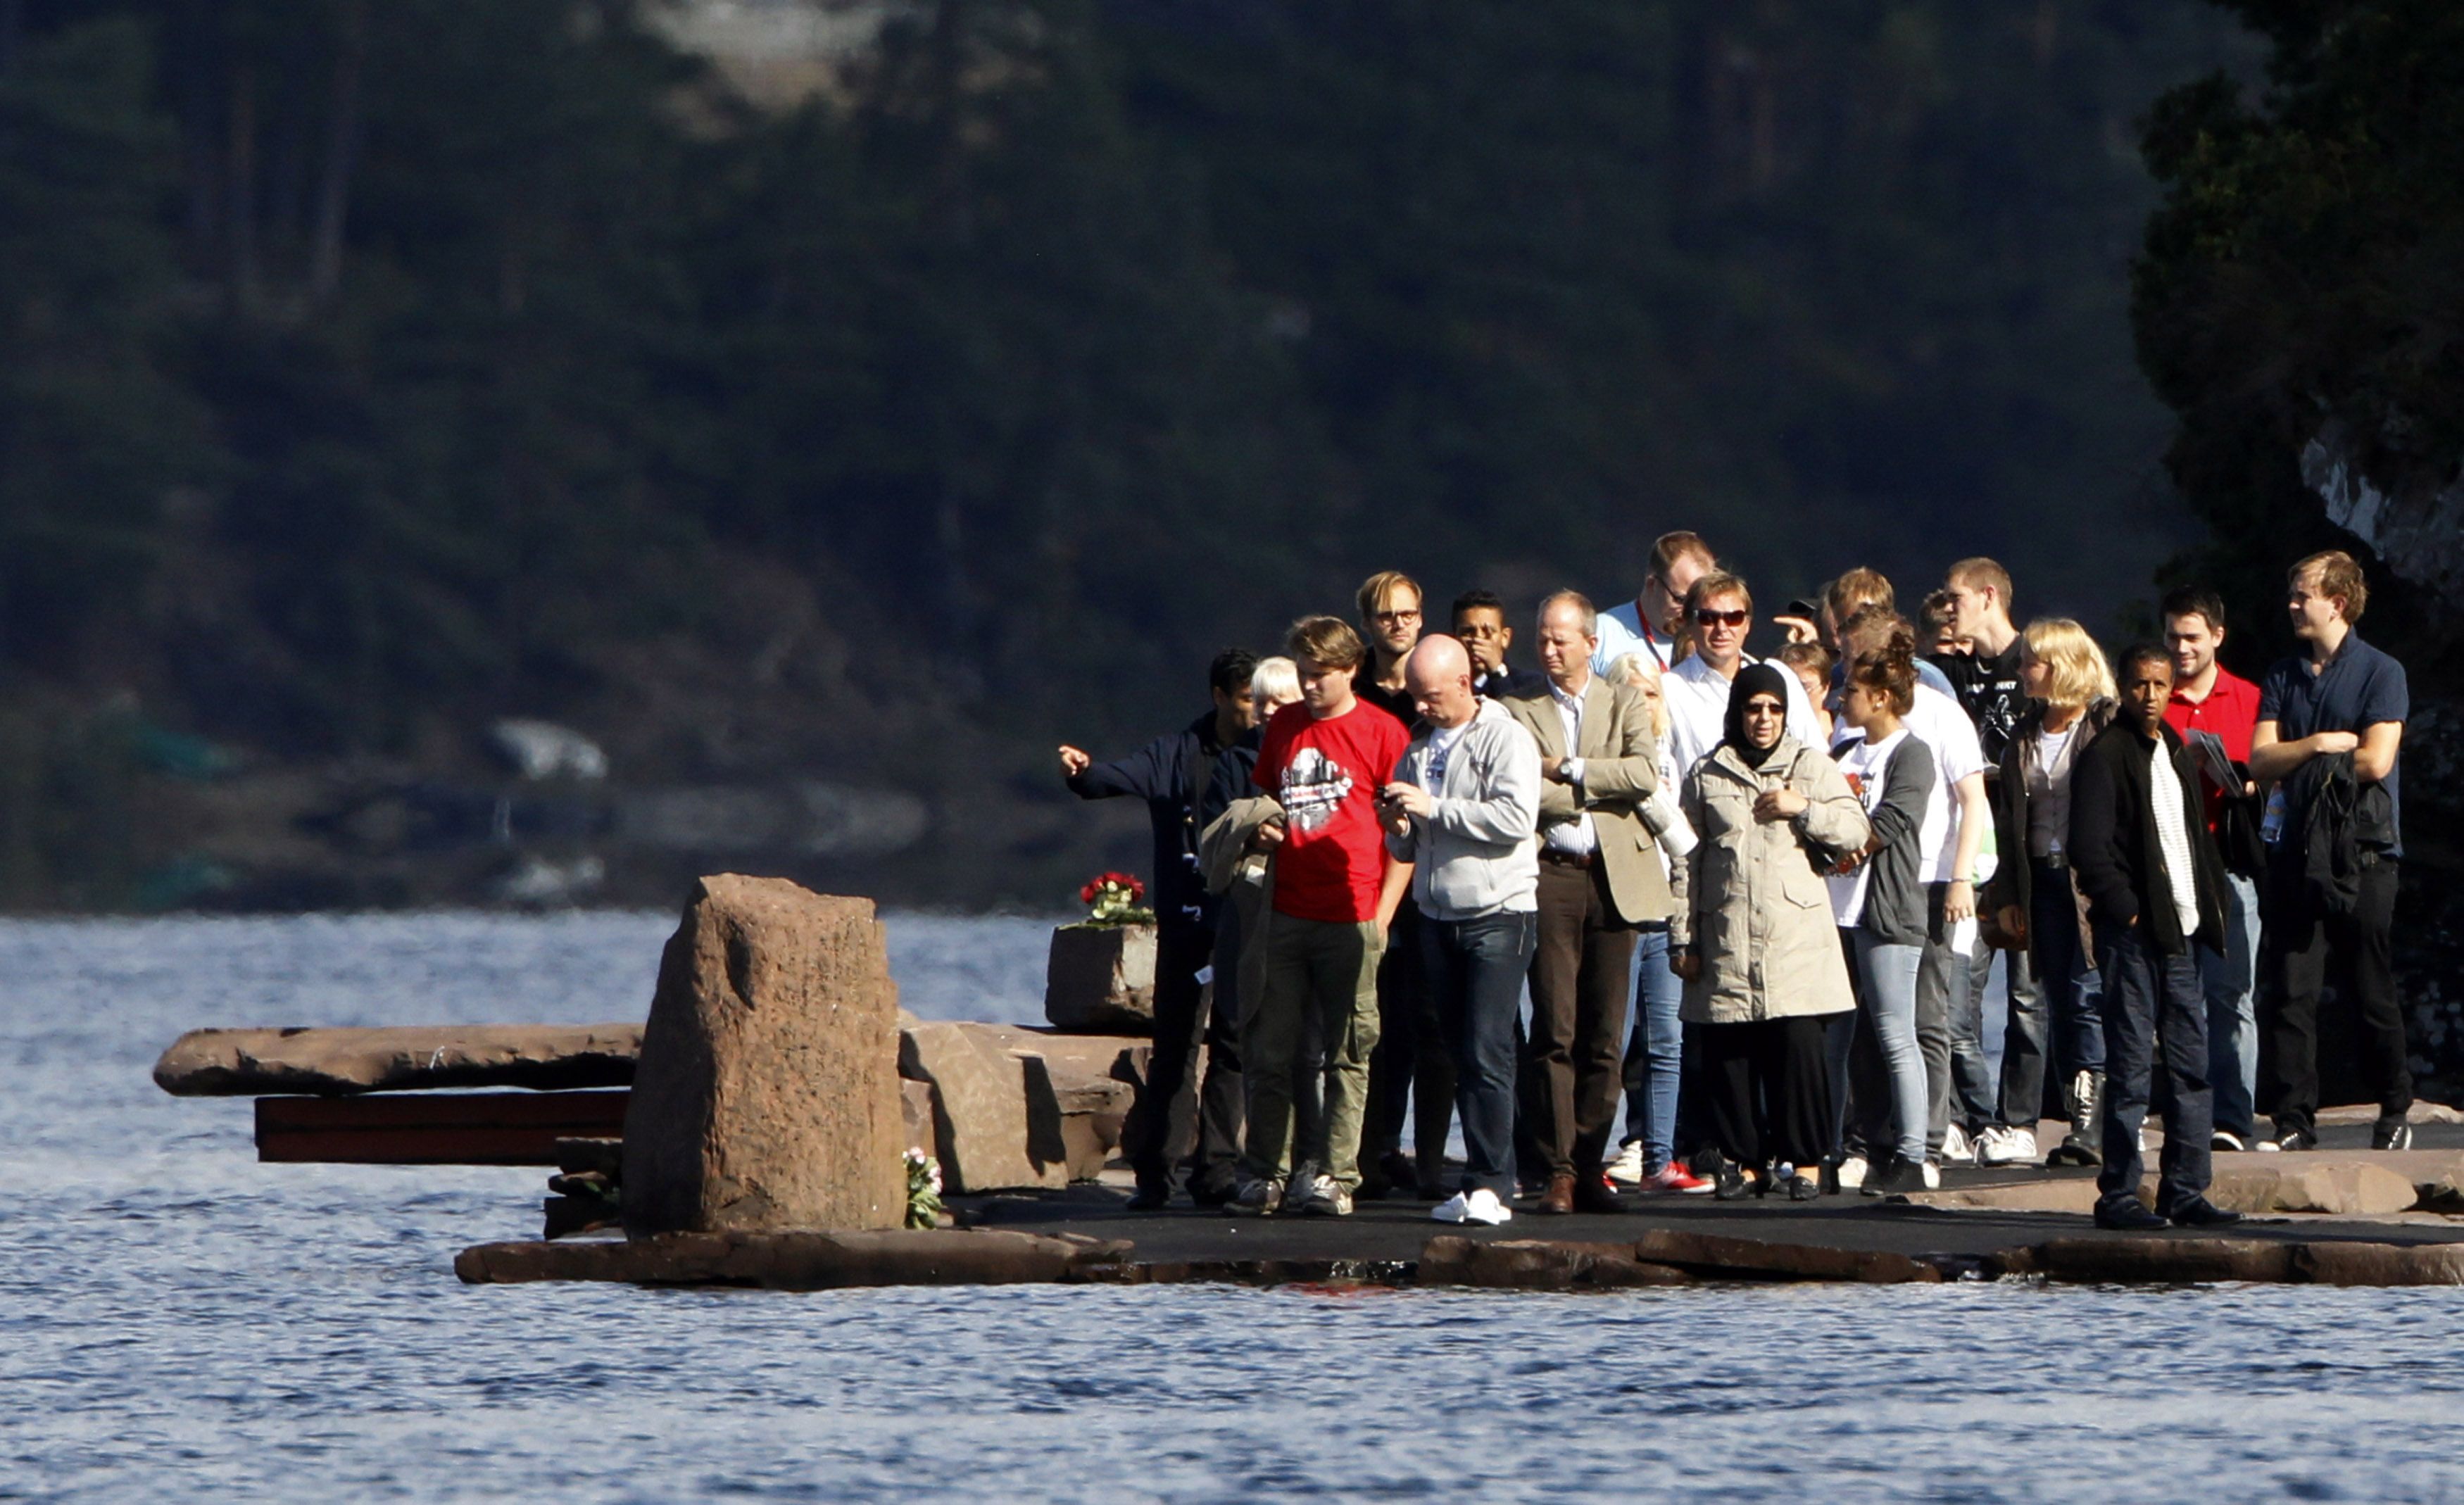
<box><xmin>1590</xmin><ymin>530</ymin><xmax>1713</xmax><ymax>678</ymax></box>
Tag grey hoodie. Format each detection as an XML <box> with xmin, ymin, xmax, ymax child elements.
<box><xmin>1385</xmin><ymin>697</ymin><xmax>1542</xmax><ymax>920</ymax></box>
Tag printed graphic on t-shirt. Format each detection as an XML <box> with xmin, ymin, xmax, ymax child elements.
<box><xmin>1279</xmin><ymin>747</ymin><xmax>1354</xmax><ymax>834</ymax></box>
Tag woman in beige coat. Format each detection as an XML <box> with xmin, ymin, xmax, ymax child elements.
<box><xmin>1671</xmin><ymin>665</ymin><xmax>1868</xmax><ymax>1199</ymax></box>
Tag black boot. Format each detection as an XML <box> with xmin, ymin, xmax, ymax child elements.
<box><xmin>2045</xmin><ymin>1069</ymin><xmax>2103</xmax><ymax>1167</ymax></box>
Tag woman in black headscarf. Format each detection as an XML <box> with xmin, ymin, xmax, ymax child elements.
<box><xmin>1670</xmin><ymin>664</ymin><xmax>1868</xmax><ymax>1197</ymax></box>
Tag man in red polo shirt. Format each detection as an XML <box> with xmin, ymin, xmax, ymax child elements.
<box><xmin>2161</xmin><ymin>585</ymin><xmax>2264</xmax><ymax>1151</ymax></box>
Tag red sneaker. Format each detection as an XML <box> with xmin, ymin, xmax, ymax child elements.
<box><xmin>1642</xmin><ymin>1162</ymin><xmax>1713</xmax><ymax>1195</ymax></box>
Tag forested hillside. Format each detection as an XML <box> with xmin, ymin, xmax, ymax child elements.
<box><xmin>0</xmin><ymin>0</ymin><xmax>2258</xmax><ymax>909</ymax></box>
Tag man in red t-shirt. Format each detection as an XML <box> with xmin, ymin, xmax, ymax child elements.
<box><xmin>2161</xmin><ymin>585</ymin><xmax>2264</xmax><ymax>1150</ymax></box>
<box><xmin>1231</xmin><ymin>615</ymin><xmax>1413</xmax><ymax>1216</ymax></box>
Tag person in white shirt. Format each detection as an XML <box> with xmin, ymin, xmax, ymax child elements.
<box><xmin>1834</xmin><ymin>607</ymin><xmax>1989</xmax><ymax>1171</ymax></box>
<box><xmin>1659</xmin><ymin>571</ymin><xmax>1824</xmax><ymax>786</ymax></box>
<box><xmin>1590</xmin><ymin>530</ymin><xmax>1714</xmax><ymax>677</ymax></box>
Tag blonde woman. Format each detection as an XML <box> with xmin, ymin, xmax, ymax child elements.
<box><xmin>1985</xmin><ymin>618</ymin><xmax>2118</xmax><ymax>1168</ymax></box>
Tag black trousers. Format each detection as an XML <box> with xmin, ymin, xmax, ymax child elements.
<box><xmin>1131</xmin><ymin>919</ymin><xmax>1244</xmax><ymax>1193</ymax></box>
<box><xmin>2260</xmin><ymin>857</ymin><xmax>2412</xmax><ymax>1135</ymax></box>
<box><xmin>1699</xmin><ymin>1014</ymin><xmax>1835</xmax><ymax>1171</ymax></box>
<box><xmin>1523</xmin><ymin>859</ymin><xmax>1635</xmax><ymax>1176</ymax></box>
<box><xmin>1364</xmin><ymin>904</ymin><xmax>1455</xmax><ymax>1184</ymax></box>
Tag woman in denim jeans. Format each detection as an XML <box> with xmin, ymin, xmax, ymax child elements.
<box><xmin>1985</xmin><ymin>619</ymin><xmax>2116</xmax><ymax>1166</ymax></box>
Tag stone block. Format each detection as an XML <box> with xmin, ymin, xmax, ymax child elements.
<box><xmin>898</xmin><ymin>1021</ymin><xmax>1071</xmax><ymax>1193</ymax></box>
<box><xmin>2291</xmin><ymin>1241</ymin><xmax>2464</xmax><ymax>1285</ymax></box>
<box><xmin>2205</xmin><ymin>1161</ymin><xmax>2421</xmax><ymax>1216</ymax></box>
<box><xmin>154</xmin><ymin>1022</ymin><xmax>643</xmax><ymax>1096</ymax></box>
<box><xmin>457</xmin><ymin>1228</ymin><xmax>1132</xmax><ymax>1290</ymax></box>
<box><xmin>1630</xmin><ymin>1229</ymin><xmax>1942</xmax><ymax>1283</ymax></box>
<box><xmin>1044</xmin><ymin>923</ymin><xmax>1157</xmax><ymax>1033</ymax></box>
<box><xmin>621</xmin><ymin>876</ymin><xmax>905</xmax><ymax>1235</ymax></box>
<box><xmin>900</xmin><ymin>1078</ymin><xmax>938</xmax><ymax>1157</ymax></box>
<box><xmin>1056</xmin><ymin>1077</ymin><xmax>1135</xmax><ymax>1180</ymax></box>
<box><xmin>2028</xmin><ymin>1237</ymin><xmax>2296</xmax><ymax>1284</ymax></box>
<box><xmin>1420</xmin><ymin>1236</ymin><xmax>1690</xmax><ymax>1290</ymax></box>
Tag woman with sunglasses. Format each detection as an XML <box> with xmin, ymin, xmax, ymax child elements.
<box><xmin>1668</xmin><ymin>665</ymin><xmax>1869</xmax><ymax>1199</ymax></box>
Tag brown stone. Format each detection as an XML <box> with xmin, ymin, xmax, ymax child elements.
<box><xmin>455</xmin><ymin>1228</ymin><xmax>1129</xmax><ymax>1289</ymax></box>
<box><xmin>898</xmin><ymin>1021</ymin><xmax>1071</xmax><ymax>1193</ymax></box>
<box><xmin>153</xmin><ymin>1022</ymin><xmax>643</xmax><ymax>1096</ymax></box>
<box><xmin>2415</xmin><ymin>1173</ymin><xmax>2464</xmax><ymax>1215</ymax></box>
<box><xmin>2028</xmin><ymin>1238</ymin><xmax>2297</xmax><ymax>1284</ymax></box>
<box><xmin>2205</xmin><ymin>1161</ymin><xmax>2420</xmax><ymax>1216</ymax></box>
<box><xmin>1056</xmin><ymin>1077</ymin><xmax>1134</xmax><ymax>1180</ymax></box>
<box><xmin>620</xmin><ymin>876</ymin><xmax>906</xmax><ymax>1235</ymax></box>
<box><xmin>542</xmin><ymin>1195</ymin><xmax>619</xmax><ymax>1240</ymax></box>
<box><xmin>1043</xmin><ymin>923</ymin><xmax>1157</xmax><ymax>1033</ymax></box>
<box><xmin>2290</xmin><ymin>1241</ymin><xmax>2464</xmax><ymax>1285</ymax></box>
<box><xmin>1630</xmin><ymin>1229</ymin><xmax>1942</xmax><ymax>1284</ymax></box>
<box><xmin>1419</xmin><ymin>1236</ymin><xmax>1691</xmax><ymax>1290</ymax></box>
<box><xmin>554</xmin><ymin>1137</ymin><xmax>623</xmax><ymax>1178</ymax></box>
<box><xmin>900</xmin><ymin>1078</ymin><xmax>938</xmax><ymax>1157</ymax></box>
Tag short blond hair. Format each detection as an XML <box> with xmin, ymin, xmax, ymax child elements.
<box><xmin>1287</xmin><ymin>615</ymin><xmax>1366</xmax><ymax>670</ymax></box>
<box><xmin>2290</xmin><ymin>549</ymin><xmax>2368</xmax><ymax>623</ymax></box>
<box><xmin>1823</xmin><ymin>567</ymin><xmax>1894</xmax><ymax>625</ymax></box>
<box><xmin>1947</xmin><ymin>557</ymin><xmax>2014</xmax><ymax>615</ymax></box>
<box><xmin>1604</xmin><ymin>652</ymin><xmax>1668</xmax><ymax>741</ymax></box>
<box><xmin>1686</xmin><ymin>569</ymin><xmax>1752</xmax><ymax>616</ymax></box>
<box><xmin>2021</xmin><ymin>617</ymin><xmax>2114</xmax><ymax>710</ymax></box>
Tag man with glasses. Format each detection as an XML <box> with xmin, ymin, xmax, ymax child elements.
<box><xmin>1592</xmin><ymin>531</ymin><xmax>1715</xmax><ymax>677</ymax></box>
<box><xmin>1352</xmin><ymin>571</ymin><xmax>1447</xmax><ymax>1197</ymax></box>
<box><xmin>1659</xmin><ymin>572</ymin><xmax>1822</xmax><ymax>783</ymax></box>
<box><xmin>1453</xmin><ymin>589</ymin><xmax>1545</xmax><ymax>700</ymax></box>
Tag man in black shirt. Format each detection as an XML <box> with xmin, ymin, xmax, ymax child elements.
<box><xmin>1933</xmin><ymin>558</ymin><xmax>2045</xmax><ymax>1169</ymax></box>
<box><xmin>1060</xmin><ymin>646</ymin><xmax>1260</xmax><ymax>1207</ymax></box>
<box><xmin>1352</xmin><ymin>571</ymin><xmax>1448</xmax><ymax>1196</ymax></box>
<box><xmin>1453</xmin><ymin>589</ymin><xmax>1546</xmax><ymax>700</ymax></box>
<box><xmin>2251</xmin><ymin>550</ymin><xmax>2413</xmax><ymax>1152</ymax></box>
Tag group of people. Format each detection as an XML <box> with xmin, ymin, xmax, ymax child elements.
<box><xmin>1060</xmin><ymin>534</ymin><xmax>2413</xmax><ymax>1233</ymax></box>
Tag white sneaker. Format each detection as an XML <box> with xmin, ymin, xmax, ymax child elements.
<box><xmin>1940</xmin><ymin>1123</ymin><xmax>1978</xmax><ymax>1165</ymax></box>
<box><xmin>1431</xmin><ymin>1188</ymin><xmax>1514</xmax><ymax>1226</ymax></box>
<box><xmin>1834</xmin><ymin>1154</ymin><xmax>1868</xmax><ymax>1191</ymax></box>
<box><xmin>1605</xmin><ymin>1140</ymin><xmax>1647</xmax><ymax>1187</ymax></box>
<box><xmin>1921</xmin><ymin>1159</ymin><xmax>1942</xmax><ymax>1190</ymax></box>
<box><xmin>1977</xmin><ymin>1126</ymin><xmax>2038</xmax><ymax>1166</ymax></box>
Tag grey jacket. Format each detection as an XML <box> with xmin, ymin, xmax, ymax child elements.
<box><xmin>1384</xmin><ymin>698</ymin><xmax>1542</xmax><ymax>920</ymax></box>
<box><xmin>1672</xmin><ymin>737</ymin><xmax>1867</xmax><ymax>1024</ymax></box>
<box><xmin>1847</xmin><ymin>732</ymin><xmax>1936</xmax><ymax>947</ymax></box>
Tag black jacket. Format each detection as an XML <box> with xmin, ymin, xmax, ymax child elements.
<box><xmin>1067</xmin><ymin>712</ymin><xmax>1255</xmax><ymax>933</ymax></box>
<box><xmin>1472</xmin><ymin>665</ymin><xmax>1547</xmax><ymax>701</ymax></box>
<box><xmin>1985</xmin><ymin>698</ymin><xmax>2115</xmax><ymax>974</ymax></box>
<box><xmin>2067</xmin><ymin>717</ymin><xmax>2228</xmax><ymax>957</ymax></box>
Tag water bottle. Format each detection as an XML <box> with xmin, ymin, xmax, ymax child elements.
<box><xmin>2261</xmin><ymin>787</ymin><xmax>2287</xmax><ymax>846</ymax></box>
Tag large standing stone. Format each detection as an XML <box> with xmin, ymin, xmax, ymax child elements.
<box><xmin>622</xmin><ymin>876</ymin><xmax>905</xmax><ymax>1235</ymax></box>
<box><xmin>1043</xmin><ymin>924</ymin><xmax>1157</xmax><ymax>1033</ymax></box>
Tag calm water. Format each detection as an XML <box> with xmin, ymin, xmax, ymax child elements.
<box><xmin>4</xmin><ymin>912</ymin><xmax>2462</xmax><ymax>1502</ymax></box>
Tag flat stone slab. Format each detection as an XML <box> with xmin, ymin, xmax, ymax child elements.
<box><xmin>155</xmin><ymin>1023</ymin><xmax>643</xmax><ymax>1097</ymax></box>
<box><xmin>457</xmin><ymin>1228</ymin><xmax>1131</xmax><ymax>1289</ymax></box>
<box><xmin>1903</xmin><ymin>1150</ymin><xmax>2464</xmax><ymax>1218</ymax></box>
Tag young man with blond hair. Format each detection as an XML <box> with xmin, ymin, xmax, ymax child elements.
<box><xmin>1235</xmin><ymin>615</ymin><xmax>1414</xmax><ymax>1216</ymax></box>
<box><xmin>2251</xmin><ymin>550</ymin><xmax>2413</xmax><ymax>1153</ymax></box>
<box><xmin>1592</xmin><ymin>530</ymin><xmax>1716</xmax><ymax>676</ymax></box>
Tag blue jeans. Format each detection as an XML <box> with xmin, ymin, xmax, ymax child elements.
<box><xmin>1420</xmin><ymin>908</ymin><xmax>1538</xmax><ymax>1197</ymax></box>
<box><xmin>2094</xmin><ymin>921</ymin><xmax>2213</xmax><ymax>1212</ymax></box>
<box><xmin>2035</xmin><ymin>860</ymin><xmax>2104</xmax><ymax>1079</ymax></box>
<box><xmin>1852</xmin><ymin>931</ymin><xmax>1929</xmax><ymax>1166</ymax></box>
<box><xmin>1621</xmin><ymin>923</ymin><xmax>1685</xmax><ymax>1171</ymax></box>
<box><xmin>2200</xmin><ymin>872</ymin><xmax>2261</xmax><ymax>1141</ymax></box>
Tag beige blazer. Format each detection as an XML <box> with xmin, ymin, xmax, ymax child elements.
<box><xmin>1505</xmin><ymin>676</ymin><xmax>1673</xmax><ymax>925</ymax></box>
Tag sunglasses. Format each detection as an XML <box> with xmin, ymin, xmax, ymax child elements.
<box><xmin>1694</xmin><ymin>608</ymin><xmax>1749</xmax><ymax>628</ymax></box>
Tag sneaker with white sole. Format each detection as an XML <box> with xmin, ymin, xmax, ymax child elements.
<box><xmin>2210</xmin><ymin>1129</ymin><xmax>2248</xmax><ymax>1153</ymax></box>
<box><xmin>2373</xmin><ymin>1121</ymin><xmax>2415</xmax><ymax>1152</ymax></box>
<box><xmin>1640</xmin><ymin>1161</ymin><xmax>1714</xmax><ymax>1195</ymax></box>
<box><xmin>1834</xmin><ymin>1154</ymin><xmax>1868</xmax><ymax>1191</ymax></box>
<box><xmin>1940</xmin><ymin>1123</ymin><xmax>1978</xmax><ymax>1165</ymax></box>
<box><xmin>1228</xmin><ymin>1177</ymin><xmax>1283</xmax><ymax>1216</ymax></box>
<box><xmin>1977</xmin><ymin>1125</ymin><xmax>2038</xmax><ymax>1166</ymax></box>
<box><xmin>1296</xmin><ymin>1174</ymin><xmax>1354</xmax><ymax>1216</ymax></box>
<box><xmin>1605</xmin><ymin>1140</ymin><xmax>1648</xmax><ymax>1187</ymax></box>
<box><xmin>1431</xmin><ymin>1188</ymin><xmax>1514</xmax><ymax>1226</ymax></box>
<box><xmin>1921</xmin><ymin>1159</ymin><xmax>1942</xmax><ymax>1190</ymax></box>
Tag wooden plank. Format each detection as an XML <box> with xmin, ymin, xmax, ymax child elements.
<box><xmin>256</xmin><ymin>1090</ymin><xmax>631</xmax><ymax>1166</ymax></box>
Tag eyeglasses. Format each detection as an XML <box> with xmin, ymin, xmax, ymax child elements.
<box><xmin>1371</xmin><ymin>609</ymin><xmax>1422</xmax><ymax>624</ymax></box>
<box><xmin>1694</xmin><ymin>608</ymin><xmax>1749</xmax><ymax>628</ymax></box>
<box><xmin>1742</xmin><ymin>700</ymin><xmax>1786</xmax><ymax>717</ymax></box>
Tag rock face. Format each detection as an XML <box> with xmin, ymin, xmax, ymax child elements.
<box><xmin>898</xmin><ymin>1021</ymin><xmax>1070</xmax><ymax>1193</ymax></box>
<box><xmin>622</xmin><ymin>876</ymin><xmax>905</xmax><ymax>1235</ymax></box>
<box><xmin>457</xmin><ymin>1228</ymin><xmax>1133</xmax><ymax>1290</ymax></box>
<box><xmin>899</xmin><ymin>1078</ymin><xmax>938</xmax><ymax>1157</ymax></box>
<box><xmin>1043</xmin><ymin>924</ymin><xmax>1157</xmax><ymax>1033</ymax></box>
<box><xmin>153</xmin><ymin>1023</ymin><xmax>643</xmax><ymax>1097</ymax></box>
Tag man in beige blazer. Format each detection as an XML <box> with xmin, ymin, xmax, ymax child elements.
<box><xmin>1506</xmin><ymin>591</ymin><xmax>1674</xmax><ymax>1213</ymax></box>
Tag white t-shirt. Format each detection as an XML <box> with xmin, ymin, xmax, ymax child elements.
<box><xmin>1826</xmin><ymin>729</ymin><xmax>1912</xmax><ymax>927</ymax></box>
<box><xmin>1832</xmin><ymin>683</ymin><xmax>1985</xmax><ymax>885</ymax></box>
